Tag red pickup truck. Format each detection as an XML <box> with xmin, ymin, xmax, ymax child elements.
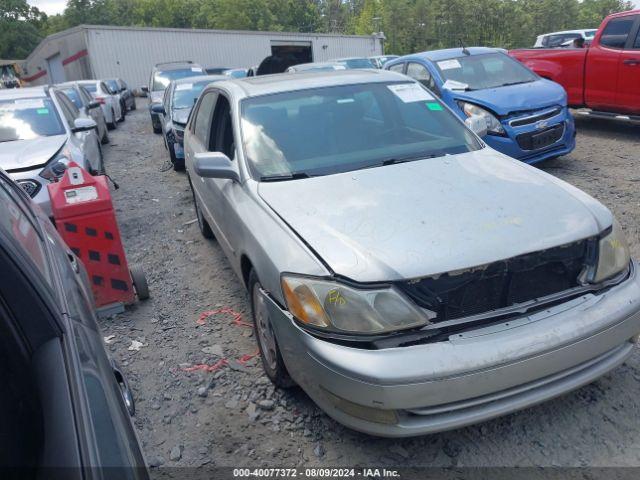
<box><xmin>510</xmin><ymin>10</ymin><xmax>640</xmax><ymax>117</ymax></box>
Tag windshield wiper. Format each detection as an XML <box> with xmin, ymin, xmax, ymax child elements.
<box><xmin>498</xmin><ymin>80</ymin><xmax>532</xmax><ymax>87</ymax></box>
<box><xmin>260</xmin><ymin>172</ymin><xmax>311</xmax><ymax>182</ymax></box>
<box><xmin>380</xmin><ymin>153</ymin><xmax>445</xmax><ymax>167</ymax></box>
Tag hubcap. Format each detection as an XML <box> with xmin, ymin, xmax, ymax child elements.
<box><xmin>253</xmin><ymin>284</ymin><xmax>277</xmax><ymax>371</ymax></box>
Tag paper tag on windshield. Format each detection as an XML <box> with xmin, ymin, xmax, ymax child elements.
<box><xmin>387</xmin><ymin>83</ymin><xmax>434</xmax><ymax>103</ymax></box>
<box><xmin>438</xmin><ymin>59</ymin><xmax>461</xmax><ymax>70</ymax></box>
<box><xmin>191</xmin><ymin>67</ymin><xmax>203</xmax><ymax>72</ymax></box>
<box><xmin>176</xmin><ymin>83</ymin><xmax>193</xmax><ymax>91</ymax></box>
<box><xmin>334</xmin><ymin>65</ymin><xmax>347</xmax><ymax>70</ymax></box>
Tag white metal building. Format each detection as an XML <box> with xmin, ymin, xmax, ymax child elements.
<box><xmin>23</xmin><ymin>25</ymin><xmax>384</xmax><ymax>87</ymax></box>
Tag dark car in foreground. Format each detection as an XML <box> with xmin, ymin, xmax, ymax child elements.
<box><xmin>0</xmin><ymin>169</ymin><xmax>148</xmax><ymax>474</ymax></box>
<box><xmin>153</xmin><ymin>74</ymin><xmax>226</xmax><ymax>170</ymax></box>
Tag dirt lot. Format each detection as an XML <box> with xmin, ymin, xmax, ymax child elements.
<box><xmin>100</xmin><ymin>101</ymin><xmax>640</xmax><ymax>473</ymax></box>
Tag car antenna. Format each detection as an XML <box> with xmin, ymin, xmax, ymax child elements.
<box><xmin>459</xmin><ymin>39</ymin><xmax>470</xmax><ymax>56</ymax></box>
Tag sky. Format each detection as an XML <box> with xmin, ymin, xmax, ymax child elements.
<box><xmin>27</xmin><ymin>0</ymin><xmax>640</xmax><ymax>16</ymax></box>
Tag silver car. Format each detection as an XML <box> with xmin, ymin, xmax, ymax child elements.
<box><xmin>184</xmin><ymin>70</ymin><xmax>640</xmax><ymax>437</ymax></box>
<box><xmin>77</xmin><ymin>80</ymin><xmax>123</xmax><ymax>129</ymax></box>
<box><xmin>58</xmin><ymin>81</ymin><xmax>109</xmax><ymax>144</ymax></box>
<box><xmin>0</xmin><ymin>86</ymin><xmax>103</xmax><ymax>217</ymax></box>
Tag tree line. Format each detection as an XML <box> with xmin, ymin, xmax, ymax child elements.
<box><xmin>0</xmin><ymin>0</ymin><xmax>634</xmax><ymax>60</ymax></box>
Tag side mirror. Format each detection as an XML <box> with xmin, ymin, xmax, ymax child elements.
<box><xmin>151</xmin><ymin>104</ymin><xmax>165</xmax><ymax>115</ymax></box>
<box><xmin>193</xmin><ymin>152</ymin><xmax>239</xmax><ymax>182</ymax></box>
<box><xmin>72</xmin><ymin>117</ymin><xmax>98</xmax><ymax>133</ymax></box>
<box><xmin>465</xmin><ymin>115</ymin><xmax>488</xmax><ymax>137</ymax></box>
<box><xmin>87</xmin><ymin>100</ymin><xmax>100</xmax><ymax>110</ymax></box>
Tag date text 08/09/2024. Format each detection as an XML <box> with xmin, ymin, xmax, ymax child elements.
<box><xmin>233</xmin><ymin>468</ymin><xmax>401</xmax><ymax>478</ymax></box>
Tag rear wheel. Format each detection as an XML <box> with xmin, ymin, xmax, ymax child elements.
<box><xmin>249</xmin><ymin>271</ymin><xmax>295</xmax><ymax>388</ymax></box>
<box><xmin>101</xmin><ymin>131</ymin><xmax>110</xmax><ymax>144</ymax></box>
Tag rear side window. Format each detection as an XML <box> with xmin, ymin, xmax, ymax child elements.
<box><xmin>635</xmin><ymin>27</ymin><xmax>640</xmax><ymax>48</ymax></box>
<box><xmin>600</xmin><ymin>16</ymin><xmax>637</xmax><ymax>49</ymax></box>
<box><xmin>194</xmin><ymin>92</ymin><xmax>217</xmax><ymax>148</ymax></box>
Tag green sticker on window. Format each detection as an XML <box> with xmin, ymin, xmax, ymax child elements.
<box><xmin>426</xmin><ymin>102</ymin><xmax>443</xmax><ymax>111</ymax></box>
<box><xmin>36</xmin><ymin>108</ymin><xmax>49</xmax><ymax>114</ymax></box>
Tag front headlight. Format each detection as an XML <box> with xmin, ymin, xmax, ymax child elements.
<box><xmin>593</xmin><ymin>219</ymin><xmax>631</xmax><ymax>283</ymax></box>
<box><xmin>39</xmin><ymin>148</ymin><xmax>71</xmax><ymax>182</ymax></box>
<box><xmin>281</xmin><ymin>275</ymin><xmax>431</xmax><ymax>335</ymax></box>
<box><xmin>457</xmin><ymin>101</ymin><xmax>505</xmax><ymax>135</ymax></box>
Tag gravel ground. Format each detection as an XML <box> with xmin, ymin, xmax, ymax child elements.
<box><xmin>99</xmin><ymin>101</ymin><xmax>640</xmax><ymax>474</ymax></box>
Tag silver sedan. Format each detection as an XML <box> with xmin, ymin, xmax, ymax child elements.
<box><xmin>184</xmin><ymin>70</ymin><xmax>640</xmax><ymax>437</ymax></box>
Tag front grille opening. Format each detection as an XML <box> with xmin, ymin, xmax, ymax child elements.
<box><xmin>398</xmin><ymin>240</ymin><xmax>589</xmax><ymax>323</ymax></box>
<box><xmin>509</xmin><ymin>107</ymin><xmax>562</xmax><ymax>127</ymax></box>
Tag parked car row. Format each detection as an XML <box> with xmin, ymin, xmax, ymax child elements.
<box><xmin>0</xmin><ymin>77</ymin><xmax>135</xmax><ymax>217</ymax></box>
<box><xmin>145</xmin><ymin>22</ymin><xmax>639</xmax><ymax>438</ymax></box>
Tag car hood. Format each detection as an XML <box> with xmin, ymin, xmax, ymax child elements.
<box><xmin>0</xmin><ymin>135</ymin><xmax>66</xmax><ymax>171</ymax></box>
<box><xmin>258</xmin><ymin>148</ymin><xmax>611</xmax><ymax>282</ymax></box>
<box><xmin>172</xmin><ymin>108</ymin><xmax>191</xmax><ymax>126</ymax></box>
<box><xmin>450</xmin><ymin>79</ymin><xmax>566</xmax><ymax>116</ymax></box>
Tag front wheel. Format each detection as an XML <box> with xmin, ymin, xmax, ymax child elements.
<box><xmin>189</xmin><ymin>176</ymin><xmax>214</xmax><ymax>239</ymax></box>
<box><xmin>250</xmin><ymin>271</ymin><xmax>295</xmax><ymax>388</ymax></box>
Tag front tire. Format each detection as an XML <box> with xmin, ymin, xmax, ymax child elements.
<box><xmin>188</xmin><ymin>176</ymin><xmax>214</xmax><ymax>239</ymax></box>
<box><xmin>249</xmin><ymin>270</ymin><xmax>295</xmax><ymax>388</ymax></box>
<box><xmin>167</xmin><ymin>140</ymin><xmax>185</xmax><ymax>171</ymax></box>
<box><xmin>107</xmin><ymin>109</ymin><xmax>117</xmax><ymax>130</ymax></box>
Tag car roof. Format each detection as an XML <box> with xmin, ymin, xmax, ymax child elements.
<box><xmin>155</xmin><ymin>62</ymin><xmax>202</xmax><ymax>71</ymax></box>
<box><xmin>541</xmin><ymin>29</ymin><xmax>596</xmax><ymax>35</ymax></box>
<box><xmin>291</xmin><ymin>62</ymin><xmax>345</xmax><ymax>70</ymax></box>
<box><xmin>401</xmin><ymin>47</ymin><xmax>502</xmax><ymax>62</ymax></box>
<box><xmin>0</xmin><ymin>86</ymin><xmax>48</xmax><ymax>99</ymax></box>
<box><xmin>173</xmin><ymin>74</ymin><xmax>228</xmax><ymax>85</ymax></box>
<box><xmin>220</xmin><ymin>69</ymin><xmax>409</xmax><ymax>98</ymax></box>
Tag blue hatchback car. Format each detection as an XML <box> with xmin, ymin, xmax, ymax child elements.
<box><xmin>385</xmin><ymin>47</ymin><xmax>575</xmax><ymax>164</ymax></box>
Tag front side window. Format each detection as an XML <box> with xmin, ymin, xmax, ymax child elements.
<box><xmin>434</xmin><ymin>53</ymin><xmax>537</xmax><ymax>90</ymax></box>
<box><xmin>193</xmin><ymin>92</ymin><xmax>217</xmax><ymax>147</ymax></box>
<box><xmin>241</xmin><ymin>82</ymin><xmax>481</xmax><ymax>179</ymax></box>
<box><xmin>152</xmin><ymin>67</ymin><xmax>204</xmax><ymax>91</ymax></box>
<box><xmin>61</xmin><ymin>88</ymin><xmax>83</xmax><ymax>108</ymax></box>
<box><xmin>635</xmin><ymin>26</ymin><xmax>640</xmax><ymax>48</ymax></box>
<box><xmin>105</xmin><ymin>79</ymin><xmax>119</xmax><ymax>94</ymax></box>
<box><xmin>388</xmin><ymin>63</ymin><xmax>405</xmax><ymax>73</ymax></box>
<box><xmin>0</xmin><ymin>97</ymin><xmax>65</xmax><ymax>142</ymax></box>
<box><xmin>600</xmin><ymin>16</ymin><xmax>638</xmax><ymax>49</ymax></box>
<box><xmin>406</xmin><ymin>62</ymin><xmax>438</xmax><ymax>93</ymax></box>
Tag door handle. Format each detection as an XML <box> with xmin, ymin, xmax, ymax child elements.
<box><xmin>623</xmin><ymin>59</ymin><xmax>640</xmax><ymax>66</ymax></box>
<box><xmin>67</xmin><ymin>253</ymin><xmax>80</xmax><ymax>273</ymax></box>
<box><xmin>111</xmin><ymin>359</ymin><xmax>136</xmax><ymax>416</ymax></box>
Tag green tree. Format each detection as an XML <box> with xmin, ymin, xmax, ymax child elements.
<box><xmin>0</xmin><ymin>0</ymin><xmax>46</xmax><ymax>58</ymax></box>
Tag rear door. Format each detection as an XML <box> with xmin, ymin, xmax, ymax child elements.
<box><xmin>585</xmin><ymin>14</ymin><xmax>638</xmax><ymax>111</ymax></box>
<box><xmin>57</xmin><ymin>91</ymin><xmax>102</xmax><ymax>172</ymax></box>
<box><xmin>616</xmin><ymin>15</ymin><xmax>640</xmax><ymax>113</ymax></box>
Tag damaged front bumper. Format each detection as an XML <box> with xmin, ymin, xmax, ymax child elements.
<box><xmin>264</xmin><ymin>261</ymin><xmax>640</xmax><ymax>437</ymax></box>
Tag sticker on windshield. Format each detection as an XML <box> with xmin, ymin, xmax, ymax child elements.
<box><xmin>333</xmin><ymin>65</ymin><xmax>347</xmax><ymax>70</ymax></box>
<box><xmin>176</xmin><ymin>83</ymin><xmax>193</xmax><ymax>91</ymax></box>
<box><xmin>191</xmin><ymin>67</ymin><xmax>203</xmax><ymax>72</ymax></box>
<box><xmin>426</xmin><ymin>102</ymin><xmax>443</xmax><ymax>111</ymax></box>
<box><xmin>337</xmin><ymin>98</ymin><xmax>354</xmax><ymax>104</ymax></box>
<box><xmin>437</xmin><ymin>59</ymin><xmax>461</xmax><ymax>70</ymax></box>
<box><xmin>387</xmin><ymin>83</ymin><xmax>434</xmax><ymax>103</ymax></box>
<box><xmin>36</xmin><ymin>108</ymin><xmax>50</xmax><ymax>115</ymax></box>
